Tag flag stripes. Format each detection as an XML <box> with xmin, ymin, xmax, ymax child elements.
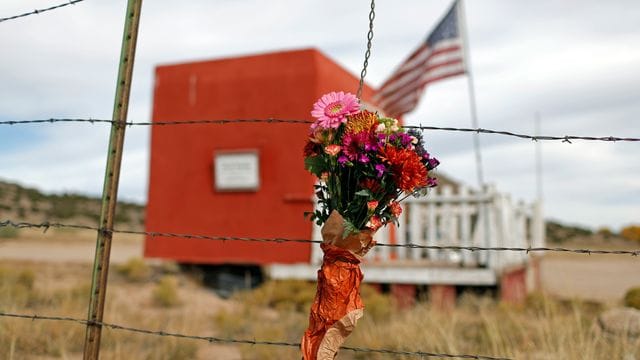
<box><xmin>374</xmin><ymin>1</ymin><xmax>465</xmax><ymax>118</ymax></box>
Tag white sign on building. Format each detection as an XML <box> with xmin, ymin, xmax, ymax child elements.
<box><xmin>213</xmin><ymin>150</ymin><xmax>260</xmax><ymax>191</ymax></box>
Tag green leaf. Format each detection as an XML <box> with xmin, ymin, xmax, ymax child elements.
<box><xmin>342</xmin><ymin>218</ymin><xmax>359</xmax><ymax>239</ymax></box>
<box><xmin>304</xmin><ymin>156</ymin><xmax>328</xmax><ymax>177</ymax></box>
<box><xmin>355</xmin><ymin>189</ymin><xmax>371</xmax><ymax>197</ymax></box>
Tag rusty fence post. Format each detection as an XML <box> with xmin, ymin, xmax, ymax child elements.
<box><xmin>82</xmin><ymin>0</ymin><xmax>143</xmax><ymax>358</ymax></box>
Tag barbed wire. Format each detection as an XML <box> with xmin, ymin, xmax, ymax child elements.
<box><xmin>0</xmin><ymin>0</ymin><xmax>85</xmax><ymax>23</ymax></box>
<box><xmin>402</xmin><ymin>125</ymin><xmax>640</xmax><ymax>144</ymax></box>
<box><xmin>0</xmin><ymin>311</ymin><xmax>511</xmax><ymax>359</ymax></box>
<box><xmin>2</xmin><ymin>220</ymin><xmax>638</xmax><ymax>257</ymax></box>
<box><xmin>0</xmin><ymin>118</ymin><xmax>638</xmax><ymax>143</ymax></box>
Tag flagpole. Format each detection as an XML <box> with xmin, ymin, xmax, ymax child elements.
<box><xmin>458</xmin><ymin>0</ymin><xmax>484</xmax><ymax>188</ymax></box>
<box><xmin>535</xmin><ymin>112</ymin><xmax>543</xmax><ymax>202</ymax></box>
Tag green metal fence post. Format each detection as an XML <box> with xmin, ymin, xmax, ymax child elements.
<box><xmin>82</xmin><ymin>0</ymin><xmax>143</xmax><ymax>358</ymax></box>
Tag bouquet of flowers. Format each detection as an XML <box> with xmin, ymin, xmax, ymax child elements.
<box><xmin>301</xmin><ymin>91</ymin><xmax>439</xmax><ymax>360</ymax></box>
<box><xmin>304</xmin><ymin>91</ymin><xmax>439</xmax><ymax>233</ymax></box>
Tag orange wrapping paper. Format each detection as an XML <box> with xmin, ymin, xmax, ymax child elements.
<box><xmin>301</xmin><ymin>211</ymin><xmax>375</xmax><ymax>360</ymax></box>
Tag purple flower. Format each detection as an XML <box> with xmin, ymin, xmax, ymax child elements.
<box><xmin>338</xmin><ymin>155</ymin><xmax>349</xmax><ymax>166</ymax></box>
<box><xmin>399</xmin><ymin>133</ymin><xmax>413</xmax><ymax>146</ymax></box>
<box><xmin>359</xmin><ymin>154</ymin><xmax>370</xmax><ymax>163</ymax></box>
<box><xmin>428</xmin><ymin>157</ymin><xmax>440</xmax><ymax>170</ymax></box>
<box><xmin>375</xmin><ymin>164</ymin><xmax>386</xmax><ymax>178</ymax></box>
<box><xmin>427</xmin><ymin>177</ymin><xmax>438</xmax><ymax>187</ymax></box>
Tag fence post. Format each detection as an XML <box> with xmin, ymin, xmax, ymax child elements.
<box><xmin>82</xmin><ymin>0</ymin><xmax>143</xmax><ymax>359</ymax></box>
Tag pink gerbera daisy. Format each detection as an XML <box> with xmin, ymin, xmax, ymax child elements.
<box><xmin>310</xmin><ymin>91</ymin><xmax>360</xmax><ymax>129</ymax></box>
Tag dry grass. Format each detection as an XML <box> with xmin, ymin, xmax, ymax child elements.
<box><xmin>0</xmin><ymin>261</ymin><xmax>230</xmax><ymax>360</ymax></box>
<box><xmin>116</xmin><ymin>257</ymin><xmax>152</xmax><ymax>282</ymax></box>
<box><xmin>152</xmin><ymin>275</ymin><xmax>181</xmax><ymax>307</ymax></box>
<box><xmin>1</xmin><ymin>262</ymin><xmax>639</xmax><ymax>360</ymax></box>
<box><xmin>215</xmin><ymin>281</ymin><xmax>639</xmax><ymax>360</ymax></box>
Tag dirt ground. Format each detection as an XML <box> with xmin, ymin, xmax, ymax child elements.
<box><xmin>540</xmin><ymin>252</ymin><xmax>640</xmax><ymax>303</ymax></box>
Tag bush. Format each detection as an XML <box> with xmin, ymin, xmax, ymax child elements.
<box><xmin>596</xmin><ymin>227</ymin><xmax>615</xmax><ymax>239</ymax></box>
<box><xmin>116</xmin><ymin>257</ymin><xmax>151</xmax><ymax>282</ymax></box>
<box><xmin>360</xmin><ymin>284</ymin><xmax>393</xmax><ymax>321</ymax></box>
<box><xmin>17</xmin><ymin>270</ymin><xmax>35</xmax><ymax>290</ymax></box>
<box><xmin>624</xmin><ymin>287</ymin><xmax>640</xmax><ymax>310</ymax></box>
<box><xmin>152</xmin><ymin>276</ymin><xmax>180</xmax><ymax>307</ymax></box>
<box><xmin>0</xmin><ymin>267</ymin><xmax>40</xmax><ymax>307</ymax></box>
<box><xmin>0</xmin><ymin>226</ymin><xmax>19</xmax><ymax>239</ymax></box>
<box><xmin>546</xmin><ymin>221</ymin><xmax>593</xmax><ymax>243</ymax></box>
<box><xmin>236</xmin><ymin>280</ymin><xmax>317</xmax><ymax>312</ymax></box>
<box><xmin>620</xmin><ymin>225</ymin><xmax>640</xmax><ymax>243</ymax></box>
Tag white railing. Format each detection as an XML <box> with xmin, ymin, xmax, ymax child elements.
<box><xmin>311</xmin><ymin>184</ymin><xmax>545</xmax><ymax>274</ymax></box>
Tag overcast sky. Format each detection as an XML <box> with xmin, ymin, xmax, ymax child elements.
<box><xmin>1</xmin><ymin>0</ymin><xmax>639</xmax><ymax>231</ymax></box>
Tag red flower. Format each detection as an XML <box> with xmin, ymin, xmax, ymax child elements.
<box><xmin>379</xmin><ymin>145</ymin><xmax>428</xmax><ymax>192</ymax></box>
<box><xmin>360</xmin><ymin>178</ymin><xmax>383</xmax><ymax>195</ymax></box>
<box><xmin>304</xmin><ymin>140</ymin><xmax>321</xmax><ymax>157</ymax></box>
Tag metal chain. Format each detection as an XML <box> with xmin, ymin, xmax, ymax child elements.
<box><xmin>357</xmin><ymin>0</ymin><xmax>376</xmax><ymax>100</ymax></box>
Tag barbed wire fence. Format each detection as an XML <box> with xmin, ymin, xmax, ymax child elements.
<box><xmin>1</xmin><ymin>220</ymin><xmax>638</xmax><ymax>256</ymax></box>
<box><xmin>0</xmin><ymin>0</ymin><xmax>86</xmax><ymax>23</ymax></box>
<box><xmin>1</xmin><ymin>0</ymin><xmax>639</xmax><ymax>359</ymax></box>
<box><xmin>0</xmin><ymin>312</ymin><xmax>511</xmax><ymax>360</ymax></box>
<box><xmin>1</xmin><ymin>118</ymin><xmax>640</xmax><ymax>143</ymax></box>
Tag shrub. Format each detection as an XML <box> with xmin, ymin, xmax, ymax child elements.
<box><xmin>160</xmin><ymin>261</ymin><xmax>181</xmax><ymax>275</ymax></box>
<box><xmin>17</xmin><ymin>270</ymin><xmax>35</xmax><ymax>290</ymax></box>
<box><xmin>0</xmin><ymin>267</ymin><xmax>40</xmax><ymax>307</ymax></box>
<box><xmin>624</xmin><ymin>287</ymin><xmax>640</xmax><ymax>310</ymax></box>
<box><xmin>0</xmin><ymin>226</ymin><xmax>19</xmax><ymax>239</ymax></box>
<box><xmin>620</xmin><ymin>225</ymin><xmax>640</xmax><ymax>243</ymax></box>
<box><xmin>360</xmin><ymin>284</ymin><xmax>393</xmax><ymax>321</ymax></box>
<box><xmin>163</xmin><ymin>341</ymin><xmax>198</xmax><ymax>359</ymax></box>
<box><xmin>236</xmin><ymin>280</ymin><xmax>316</xmax><ymax>312</ymax></box>
<box><xmin>545</xmin><ymin>220</ymin><xmax>593</xmax><ymax>243</ymax></box>
<box><xmin>116</xmin><ymin>257</ymin><xmax>151</xmax><ymax>282</ymax></box>
<box><xmin>152</xmin><ymin>276</ymin><xmax>180</xmax><ymax>307</ymax></box>
<box><xmin>596</xmin><ymin>227</ymin><xmax>615</xmax><ymax>239</ymax></box>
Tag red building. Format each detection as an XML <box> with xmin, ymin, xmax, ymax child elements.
<box><xmin>145</xmin><ymin>48</ymin><xmax>375</xmax><ymax>266</ymax></box>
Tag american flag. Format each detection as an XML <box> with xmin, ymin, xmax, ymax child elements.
<box><xmin>373</xmin><ymin>1</ymin><xmax>466</xmax><ymax>118</ymax></box>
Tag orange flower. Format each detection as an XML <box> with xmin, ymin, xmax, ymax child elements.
<box><xmin>367</xmin><ymin>200</ymin><xmax>379</xmax><ymax>211</ymax></box>
<box><xmin>310</xmin><ymin>128</ymin><xmax>335</xmax><ymax>144</ymax></box>
<box><xmin>379</xmin><ymin>145</ymin><xmax>428</xmax><ymax>192</ymax></box>
<box><xmin>324</xmin><ymin>144</ymin><xmax>341</xmax><ymax>156</ymax></box>
<box><xmin>366</xmin><ymin>216</ymin><xmax>383</xmax><ymax>231</ymax></box>
<box><xmin>345</xmin><ymin>110</ymin><xmax>378</xmax><ymax>134</ymax></box>
<box><xmin>389</xmin><ymin>201</ymin><xmax>402</xmax><ymax>217</ymax></box>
